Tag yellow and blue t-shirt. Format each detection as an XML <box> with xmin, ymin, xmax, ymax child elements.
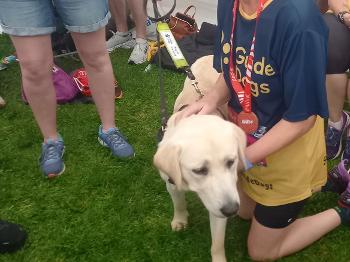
<box><xmin>214</xmin><ymin>0</ymin><xmax>329</xmax><ymax>206</ymax></box>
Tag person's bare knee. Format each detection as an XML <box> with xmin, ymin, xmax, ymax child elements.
<box><xmin>247</xmin><ymin>238</ymin><xmax>281</xmax><ymax>261</ymax></box>
<box><xmin>246</xmin><ymin>218</ymin><xmax>288</xmax><ymax>261</ymax></box>
<box><xmin>11</xmin><ymin>35</ymin><xmax>53</xmax><ymax>86</ymax></box>
<box><xmin>20</xmin><ymin>57</ymin><xmax>52</xmax><ymax>85</ymax></box>
<box><xmin>71</xmin><ymin>30</ymin><xmax>110</xmax><ymax>73</ymax></box>
<box><xmin>20</xmin><ymin>56</ymin><xmax>53</xmax><ymax>98</ymax></box>
<box><xmin>78</xmin><ymin>48</ymin><xmax>109</xmax><ymax>73</ymax></box>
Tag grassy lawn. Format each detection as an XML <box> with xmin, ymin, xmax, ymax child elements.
<box><xmin>0</xmin><ymin>34</ymin><xmax>349</xmax><ymax>262</ymax></box>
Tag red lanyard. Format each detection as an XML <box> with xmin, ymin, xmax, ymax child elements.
<box><xmin>229</xmin><ymin>0</ymin><xmax>266</xmax><ymax>113</ymax></box>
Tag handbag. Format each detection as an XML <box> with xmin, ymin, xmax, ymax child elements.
<box><xmin>22</xmin><ymin>65</ymin><xmax>79</xmax><ymax>104</ymax></box>
<box><xmin>168</xmin><ymin>5</ymin><xmax>198</xmax><ymax>40</ymax></box>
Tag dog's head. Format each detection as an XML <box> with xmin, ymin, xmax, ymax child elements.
<box><xmin>154</xmin><ymin>115</ymin><xmax>247</xmax><ymax>218</ymax></box>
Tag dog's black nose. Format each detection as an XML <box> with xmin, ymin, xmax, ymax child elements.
<box><xmin>220</xmin><ymin>202</ymin><xmax>239</xmax><ymax>217</ymax></box>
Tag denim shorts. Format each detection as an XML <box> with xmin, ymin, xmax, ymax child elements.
<box><xmin>0</xmin><ymin>0</ymin><xmax>111</xmax><ymax>36</ymax></box>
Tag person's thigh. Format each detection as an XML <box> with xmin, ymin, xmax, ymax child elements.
<box><xmin>0</xmin><ymin>0</ymin><xmax>56</xmax><ymax>36</ymax></box>
<box><xmin>54</xmin><ymin>0</ymin><xmax>110</xmax><ymax>33</ymax></box>
<box><xmin>323</xmin><ymin>13</ymin><xmax>350</xmax><ymax>74</ymax></box>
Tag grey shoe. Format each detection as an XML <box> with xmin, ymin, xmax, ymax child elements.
<box><xmin>39</xmin><ymin>136</ymin><xmax>65</xmax><ymax>178</ymax></box>
<box><xmin>98</xmin><ymin>126</ymin><xmax>135</xmax><ymax>158</ymax></box>
<box><xmin>128</xmin><ymin>40</ymin><xmax>148</xmax><ymax>64</ymax></box>
<box><xmin>106</xmin><ymin>31</ymin><xmax>136</xmax><ymax>52</ymax></box>
<box><xmin>326</xmin><ymin>111</ymin><xmax>350</xmax><ymax>160</ymax></box>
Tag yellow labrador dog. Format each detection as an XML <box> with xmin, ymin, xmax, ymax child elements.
<box><xmin>154</xmin><ymin>55</ymin><xmax>246</xmax><ymax>262</ymax></box>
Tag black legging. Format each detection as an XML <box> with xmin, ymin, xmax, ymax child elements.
<box><xmin>323</xmin><ymin>13</ymin><xmax>350</xmax><ymax>74</ymax></box>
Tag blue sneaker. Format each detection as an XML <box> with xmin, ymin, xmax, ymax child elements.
<box><xmin>326</xmin><ymin>111</ymin><xmax>350</xmax><ymax>160</ymax></box>
<box><xmin>98</xmin><ymin>126</ymin><xmax>135</xmax><ymax>158</ymax></box>
<box><xmin>39</xmin><ymin>137</ymin><xmax>65</xmax><ymax>178</ymax></box>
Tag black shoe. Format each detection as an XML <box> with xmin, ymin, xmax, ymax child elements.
<box><xmin>0</xmin><ymin>220</ymin><xmax>27</xmax><ymax>253</ymax></box>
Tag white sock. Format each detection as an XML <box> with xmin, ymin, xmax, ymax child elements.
<box><xmin>329</xmin><ymin>117</ymin><xmax>343</xmax><ymax>131</ymax></box>
<box><xmin>116</xmin><ymin>31</ymin><xmax>129</xmax><ymax>37</ymax></box>
<box><xmin>135</xmin><ymin>38</ymin><xmax>147</xmax><ymax>44</ymax></box>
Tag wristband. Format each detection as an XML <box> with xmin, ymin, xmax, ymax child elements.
<box><xmin>245</xmin><ymin>158</ymin><xmax>254</xmax><ymax>171</ymax></box>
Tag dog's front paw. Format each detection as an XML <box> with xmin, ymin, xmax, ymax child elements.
<box><xmin>171</xmin><ymin>211</ymin><xmax>189</xmax><ymax>231</ymax></box>
<box><xmin>171</xmin><ymin>219</ymin><xmax>188</xmax><ymax>231</ymax></box>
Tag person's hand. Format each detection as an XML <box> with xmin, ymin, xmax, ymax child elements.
<box><xmin>175</xmin><ymin>94</ymin><xmax>219</xmax><ymax>124</ymax></box>
<box><xmin>344</xmin><ymin>12</ymin><xmax>350</xmax><ymax>27</ymax></box>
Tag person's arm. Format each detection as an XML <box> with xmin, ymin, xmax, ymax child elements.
<box><xmin>245</xmin><ymin>116</ymin><xmax>316</xmax><ymax>164</ymax></box>
<box><xmin>328</xmin><ymin>0</ymin><xmax>350</xmax><ymax>27</ymax></box>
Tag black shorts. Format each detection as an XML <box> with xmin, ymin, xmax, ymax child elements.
<box><xmin>323</xmin><ymin>13</ymin><xmax>350</xmax><ymax>74</ymax></box>
<box><xmin>254</xmin><ymin>199</ymin><xmax>308</xmax><ymax>229</ymax></box>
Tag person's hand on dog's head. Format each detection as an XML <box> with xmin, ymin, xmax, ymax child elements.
<box><xmin>175</xmin><ymin>95</ymin><xmax>218</xmax><ymax>125</ymax></box>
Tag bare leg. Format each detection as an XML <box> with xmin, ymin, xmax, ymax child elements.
<box><xmin>11</xmin><ymin>35</ymin><xmax>57</xmax><ymax>141</ymax></box>
<box><xmin>326</xmin><ymin>73</ymin><xmax>348</xmax><ymax>122</ymax></box>
<box><xmin>71</xmin><ymin>29</ymin><xmax>116</xmax><ymax>130</ymax></box>
<box><xmin>237</xmin><ymin>180</ymin><xmax>256</xmax><ymax>220</ymax></box>
<box><xmin>109</xmin><ymin>0</ymin><xmax>128</xmax><ymax>32</ymax></box>
<box><xmin>209</xmin><ymin>212</ymin><xmax>227</xmax><ymax>262</ymax></box>
<box><xmin>166</xmin><ymin>182</ymin><xmax>189</xmax><ymax>231</ymax></box>
<box><xmin>236</xmin><ymin>181</ymin><xmax>341</xmax><ymax>260</ymax></box>
<box><xmin>128</xmin><ymin>0</ymin><xmax>147</xmax><ymax>39</ymax></box>
<box><xmin>247</xmin><ymin>209</ymin><xmax>340</xmax><ymax>261</ymax></box>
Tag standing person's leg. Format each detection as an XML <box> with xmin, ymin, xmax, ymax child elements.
<box><xmin>0</xmin><ymin>0</ymin><xmax>65</xmax><ymax>178</ymax></box>
<box><xmin>11</xmin><ymin>36</ymin><xmax>57</xmax><ymax>141</ymax></box>
<box><xmin>127</xmin><ymin>0</ymin><xmax>148</xmax><ymax>64</ymax></box>
<box><xmin>326</xmin><ymin>74</ymin><xmax>348</xmax><ymax>124</ymax></box>
<box><xmin>71</xmin><ymin>29</ymin><xmax>115</xmax><ymax>129</ymax></box>
<box><xmin>324</xmin><ymin>13</ymin><xmax>350</xmax><ymax>160</ymax></box>
<box><xmin>55</xmin><ymin>0</ymin><xmax>134</xmax><ymax>158</ymax></box>
<box><xmin>110</xmin><ymin>0</ymin><xmax>128</xmax><ymax>33</ymax></box>
<box><xmin>106</xmin><ymin>0</ymin><xmax>135</xmax><ymax>51</ymax></box>
<box><xmin>128</xmin><ymin>0</ymin><xmax>146</xmax><ymax>39</ymax></box>
<box><xmin>11</xmin><ymin>37</ymin><xmax>65</xmax><ymax>178</ymax></box>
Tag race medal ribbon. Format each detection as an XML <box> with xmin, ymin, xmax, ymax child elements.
<box><xmin>229</xmin><ymin>0</ymin><xmax>266</xmax><ymax>134</ymax></box>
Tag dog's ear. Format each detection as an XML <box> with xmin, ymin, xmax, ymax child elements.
<box><xmin>232</xmin><ymin>124</ymin><xmax>247</xmax><ymax>171</ymax></box>
<box><xmin>153</xmin><ymin>143</ymin><xmax>182</xmax><ymax>188</ymax></box>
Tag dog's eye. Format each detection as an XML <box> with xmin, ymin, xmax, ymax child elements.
<box><xmin>226</xmin><ymin>159</ymin><xmax>235</xmax><ymax>169</ymax></box>
<box><xmin>192</xmin><ymin>166</ymin><xmax>208</xmax><ymax>176</ymax></box>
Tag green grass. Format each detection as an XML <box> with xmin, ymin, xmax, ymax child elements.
<box><xmin>0</xmin><ymin>35</ymin><xmax>349</xmax><ymax>262</ymax></box>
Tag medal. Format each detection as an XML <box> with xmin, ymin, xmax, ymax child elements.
<box><xmin>237</xmin><ymin>111</ymin><xmax>259</xmax><ymax>134</ymax></box>
<box><xmin>228</xmin><ymin>0</ymin><xmax>267</xmax><ymax>134</ymax></box>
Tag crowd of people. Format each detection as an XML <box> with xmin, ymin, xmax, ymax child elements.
<box><xmin>0</xmin><ymin>0</ymin><xmax>350</xmax><ymax>259</ymax></box>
